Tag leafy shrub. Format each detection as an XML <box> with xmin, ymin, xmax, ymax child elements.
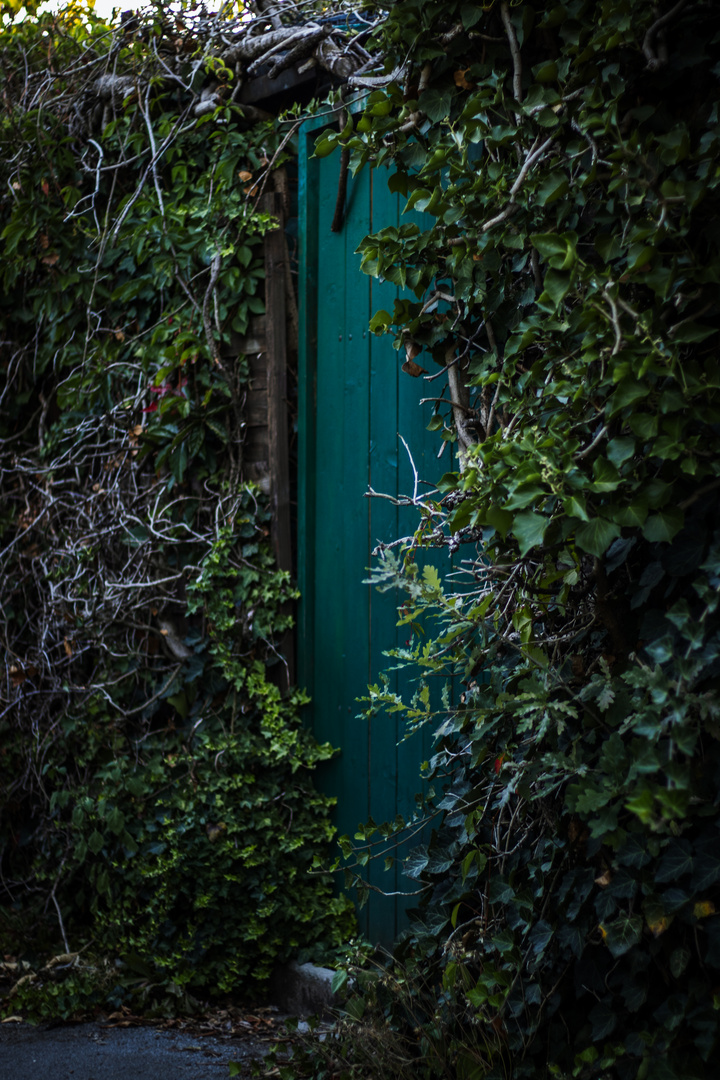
<box><xmin>0</xmin><ymin>3</ymin><xmax>354</xmax><ymax>1017</ymax></box>
<box><xmin>58</xmin><ymin>697</ymin><xmax>352</xmax><ymax>993</ymax></box>
<box><xmin>312</xmin><ymin>1</ymin><xmax>720</xmax><ymax>1077</ymax></box>
<box><xmin>46</xmin><ymin>517</ymin><xmax>356</xmax><ymax>995</ymax></box>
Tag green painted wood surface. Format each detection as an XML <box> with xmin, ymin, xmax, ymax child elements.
<box><xmin>299</xmin><ymin>118</ymin><xmax>446</xmax><ymax>945</ymax></box>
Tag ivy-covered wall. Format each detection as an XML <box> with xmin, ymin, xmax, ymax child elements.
<box><xmin>0</xmin><ymin>3</ymin><xmax>354</xmax><ymax>1017</ymax></box>
<box><xmin>311</xmin><ymin>2</ymin><xmax>720</xmax><ymax>1078</ymax></box>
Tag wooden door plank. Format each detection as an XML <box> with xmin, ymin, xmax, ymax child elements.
<box><xmin>395</xmin><ymin>320</ymin><xmax>442</xmax><ymax>931</ymax></box>
<box><xmin>394</xmin><ymin>203</ymin><xmax>452</xmax><ymax>929</ymax></box>
<box><xmin>335</xmin><ymin>162</ymin><xmax>373</xmax><ymax>938</ymax></box>
<box><xmin>301</xmin><ymin>130</ymin><xmax>373</xmax><ymax>940</ymax></box>
<box><xmin>366</xmin><ymin>170</ymin><xmax>404</xmax><ymax>942</ymax></box>
<box><xmin>312</xmin><ymin>149</ymin><xmax>348</xmax><ymax>770</ymax></box>
<box><xmin>311</xmin><ymin>156</ymin><xmax>374</xmax><ymax>936</ymax></box>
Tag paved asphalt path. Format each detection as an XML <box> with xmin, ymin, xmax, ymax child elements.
<box><xmin>0</xmin><ymin>1020</ymin><xmax>267</xmax><ymax>1079</ymax></box>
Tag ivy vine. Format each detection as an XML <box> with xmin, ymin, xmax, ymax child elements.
<box><xmin>315</xmin><ymin>1</ymin><xmax>720</xmax><ymax>1077</ymax></box>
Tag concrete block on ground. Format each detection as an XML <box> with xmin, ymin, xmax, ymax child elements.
<box><xmin>269</xmin><ymin>960</ymin><xmax>337</xmax><ymax>1017</ymax></box>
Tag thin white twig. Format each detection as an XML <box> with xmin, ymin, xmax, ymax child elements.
<box><xmin>500</xmin><ymin>1</ymin><xmax>523</xmax><ymax>106</ymax></box>
<box><xmin>399</xmin><ymin>433</ymin><xmax>419</xmax><ymax>504</ymax></box>
<box><xmin>52</xmin><ymin>893</ymin><xmax>71</xmax><ymax>955</ymax></box>
<box><xmin>575</xmin><ymin>425</ymin><xmax>608</xmax><ymax>460</ymax></box>
<box><xmin>141</xmin><ymin>83</ymin><xmax>165</xmax><ymax>220</ymax></box>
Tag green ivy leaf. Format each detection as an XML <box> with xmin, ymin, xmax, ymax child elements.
<box><xmin>486</xmin><ymin>505</ymin><xmax>513</xmax><ymax>538</ymax></box>
<box><xmin>642</xmin><ymin>508</ymin><xmax>683</xmax><ymax>543</ymax></box>
<box><xmin>589</xmin><ymin>1000</ymin><xmax>617</xmax><ymax>1040</ymax></box>
<box><xmin>313</xmin><ymin>134</ymin><xmax>339</xmax><ymax>158</ymax></box>
<box><xmin>669</xmin><ymin>947</ymin><xmax>691</xmax><ymax>979</ymax></box>
<box><xmin>608</xmin><ymin>380</ymin><xmax>648</xmax><ymax>416</ymax></box>
<box><xmin>369</xmin><ymin>309</ymin><xmax>392</xmax><ymax>333</ymax></box>
<box><xmin>404</xmin><ymin>846</ymin><xmax>429</xmax><ymax>879</ymax></box>
<box><xmin>88</xmin><ymin>830</ymin><xmax>105</xmax><ymax>856</ymax></box>
<box><xmin>512</xmin><ymin>510</ymin><xmax>547</xmax><ymax>555</ymax></box>
<box><xmin>607</xmin><ymin>436</ymin><xmax>635</xmax><ymax>467</ymax></box>
<box><xmin>575</xmin><ymin>517</ymin><xmax>621</xmax><ymax>557</ymax></box>
<box><xmin>538</xmin><ymin>268</ymin><xmax>573</xmax><ymax>309</ymax></box>
<box><xmin>419</xmin><ymin>88</ymin><xmax>454</xmax><ymax>123</ymax></box>
<box><xmin>107</xmin><ymin>808</ymin><xmax>125</xmax><ymax>836</ymax></box>
<box><xmin>602</xmin><ymin>914</ymin><xmax>642</xmax><ymax>958</ymax></box>
<box><xmin>564</xmin><ymin>494</ymin><xmax>590</xmax><ymax>522</ymax></box>
<box><xmin>656</xmin><ymin>840</ymin><xmax>694</xmax><ymax>883</ymax></box>
<box><xmin>461</xmin><ymin>3</ymin><xmax>484</xmax><ymax>29</ymax></box>
<box><xmin>536</xmin><ymin>172</ymin><xmax>569</xmax><ymax>206</ymax></box>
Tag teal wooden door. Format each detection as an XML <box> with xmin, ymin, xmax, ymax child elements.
<box><xmin>298</xmin><ymin>119</ymin><xmax>443</xmax><ymax>944</ymax></box>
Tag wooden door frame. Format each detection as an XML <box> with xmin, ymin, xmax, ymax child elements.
<box><xmin>297</xmin><ymin>112</ymin><xmax>330</xmax><ymax>701</ymax></box>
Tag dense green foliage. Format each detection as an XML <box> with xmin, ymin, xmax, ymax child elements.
<box><xmin>312</xmin><ymin>1</ymin><xmax>720</xmax><ymax>1077</ymax></box>
<box><xmin>0</xmin><ymin>3</ymin><xmax>353</xmax><ymax>1017</ymax></box>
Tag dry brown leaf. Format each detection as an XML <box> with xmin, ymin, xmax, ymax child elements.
<box><xmin>454</xmin><ymin>68</ymin><xmax>473</xmax><ymax>90</ymax></box>
<box><xmin>238</xmin><ymin>170</ymin><xmax>253</xmax><ymax>183</ymax></box>
<box><xmin>9</xmin><ymin>973</ymin><xmax>36</xmax><ymax>997</ymax></box>
<box><xmin>41</xmin><ymin>253</ymin><xmax>59</xmax><ymax>267</ymax></box>
<box><xmin>9</xmin><ymin>666</ymin><xmax>26</xmax><ymax>688</ymax></box>
<box><xmin>594</xmin><ymin>869</ymin><xmax>612</xmax><ymax>887</ymax></box>
<box><xmin>128</xmin><ymin>425</ymin><xmax>144</xmax><ymax>451</ymax></box>
<box><xmin>44</xmin><ymin>952</ymin><xmax>79</xmax><ymax>969</ymax></box>
<box><xmin>402</xmin><ymin>358</ymin><xmax>428</xmax><ymax>378</ymax></box>
<box><xmin>63</xmin><ymin>637</ymin><xmax>73</xmax><ymax>658</ymax></box>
